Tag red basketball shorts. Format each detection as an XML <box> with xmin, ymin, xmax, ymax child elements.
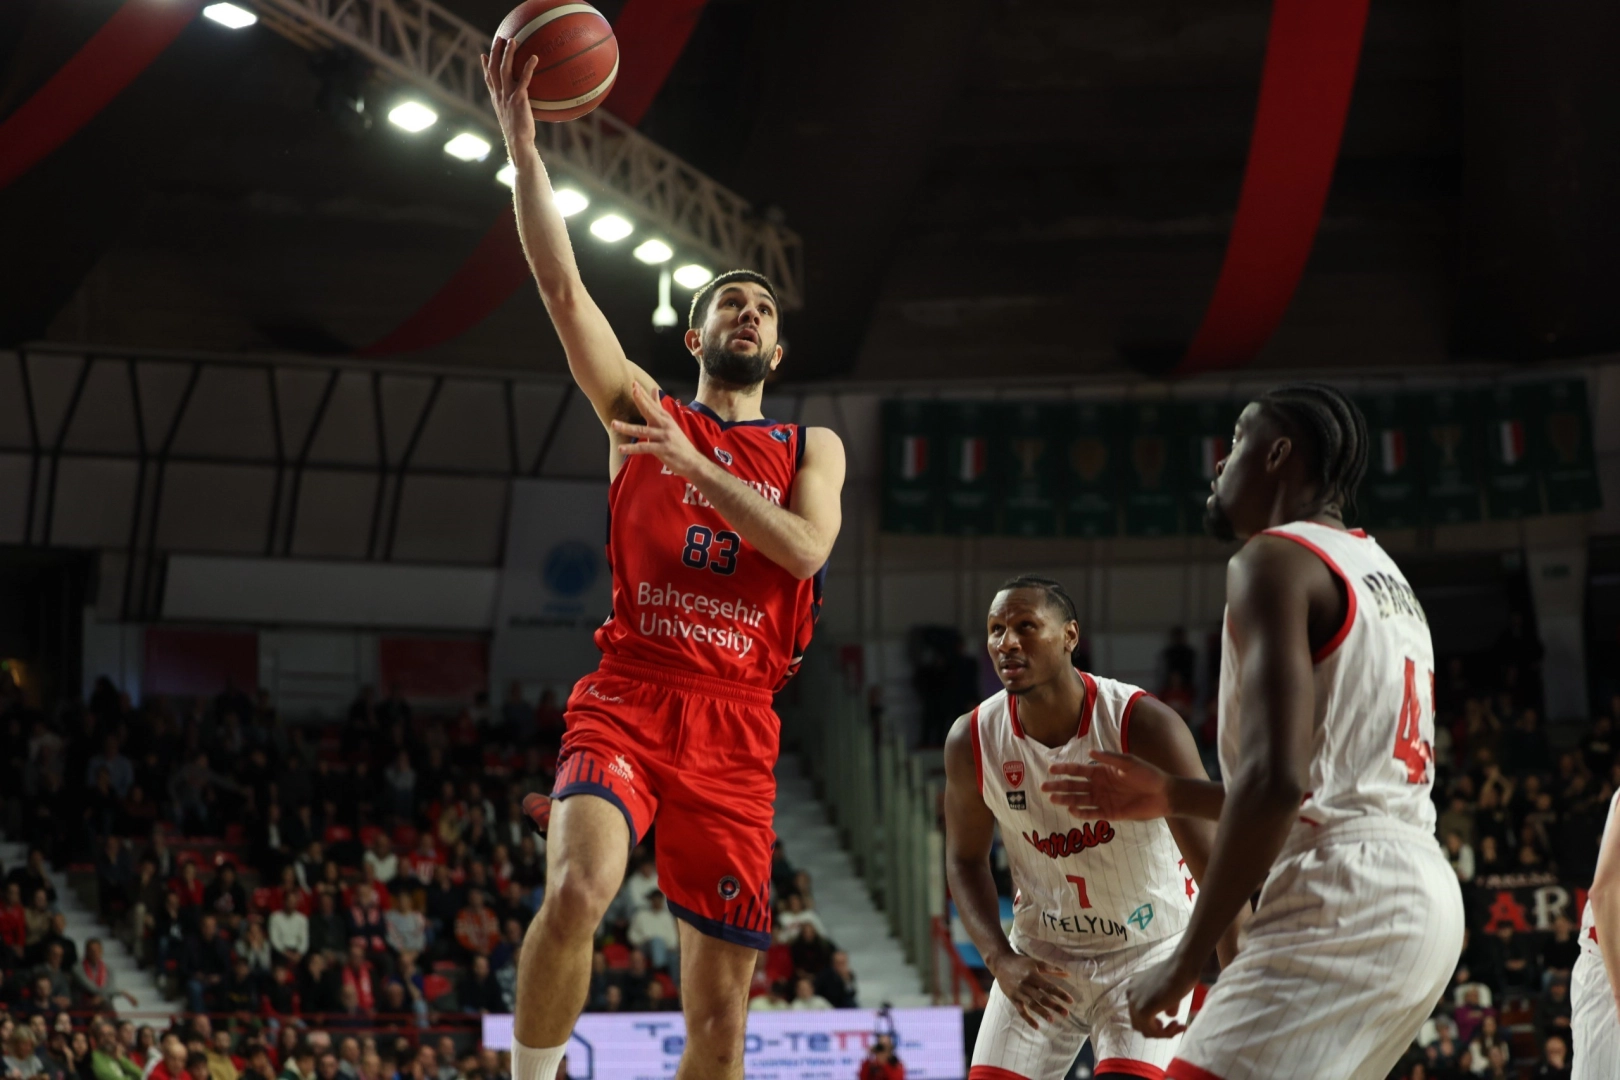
<box><xmin>550</xmin><ymin>656</ymin><xmax>777</xmax><ymax>950</ymax></box>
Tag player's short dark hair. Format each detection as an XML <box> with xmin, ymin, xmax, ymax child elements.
<box><xmin>996</xmin><ymin>574</ymin><xmax>1079</xmax><ymax>626</ymax></box>
<box><xmin>688</xmin><ymin>269</ymin><xmax>780</xmax><ymax>329</ymax></box>
<box><xmin>1256</xmin><ymin>382</ymin><xmax>1369</xmax><ymax>520</ymax></box>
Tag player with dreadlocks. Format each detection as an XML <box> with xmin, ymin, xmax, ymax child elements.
<box><xmin>1043</xmin><ymin>383</ymin><xmax>1465</xmax><ymax>1080</ymax></box>
<box><xmin>943</xmin><ymin>574</ymin><xmax>1240</xmax><ymax>1079</ymax></box>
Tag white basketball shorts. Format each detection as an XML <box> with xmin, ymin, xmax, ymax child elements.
<box><xmin>970</xmin><ymin>933</ymin><xmax>1192</xmax><ymax>1080</ymax></box>
<box><xmin>1167</xmin><ymin>819</ymin><xmax>1464</xmax><ymax>1080</ymax></box>
<box><xmin>1572</xmin><ymin>946</ymin><xmax>1619</xmax><ymax>1080</ymax></box>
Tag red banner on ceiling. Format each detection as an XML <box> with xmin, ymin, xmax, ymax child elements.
<box><xmin>358</xmin><ymin>0</ymin><xmax>711</xmax><ymax>357</ymax></box>
<box><xmin>1176</xmin><ymin>0</ymin><xmax>1371</xmax><ymax>376</ymax></box>
<box><xmin>0</xmin><ymin>0</ymin><xmax>204</xmax><ymax>192</ymax></box>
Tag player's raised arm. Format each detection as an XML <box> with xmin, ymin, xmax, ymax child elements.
<box><xmin>1108</xmin><ymin>697</ymin><xmax>1244</xmax><ymax>969</ymax></box>
<box><xmin>483</xmin><ymin>38</ymin><xmax>658</xmax><ymax>451</ymax></box>
<box><xmin>943</xmin><ymin>713</ymin><xmax>1072</xmax><ymax>1030</ymax></box>
<box><xmin>1122</xmin><ymin>536</ymin><xmax>1318</xmax><ymax>1033</ymax></box>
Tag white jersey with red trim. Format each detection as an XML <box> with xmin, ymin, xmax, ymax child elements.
<box><xmin>1578</xmin><ymin>787</ymin><xmax>1620</xmax><ymax>959</ymax></box>
<box><xmin>1218</xmin><ymin>520</ymin><xmax>1439</xmax><ymax>841</ymax></box>
<box><xmin>973</xmin><ymin>672</ymin><xmax>1195</xmax><ymax>955</ymax></box>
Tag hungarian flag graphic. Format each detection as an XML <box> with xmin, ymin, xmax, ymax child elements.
<box><xmin>900</xmin><ymin>436</ymin><xmax>929</xmax><ymax>481</ymax></box>
<box><xmin>1497</xmin><ymin>420</ymin><xmax>1526</xmax><ymax>466</ymax></box>
<box><xmin>1197</xmin><ymin>436</ymin><xmax>1227</xmax><ymax>479</ymax></box>
<box><xmin>958</xmin><ymin>437</ymin><xmax>988</xmax><ymax>483</ymax></box>
<box><xmin>1379</xmin><ymin>430</ymin><xmax>1407</xmax><ymax>475</ymax></box>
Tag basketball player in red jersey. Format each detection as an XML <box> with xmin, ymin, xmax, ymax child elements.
<box><xmin>484</xmin><ymin>39</ymin><xmax>846</xmax><ymax>1080</ymax></box>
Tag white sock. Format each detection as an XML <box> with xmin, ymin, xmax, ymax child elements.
<box><xmin>511</xmin><ymin>1040</ymin><xmax>568</xmax><ymax>1080</ymax></box>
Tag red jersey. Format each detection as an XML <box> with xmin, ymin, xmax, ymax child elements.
<box><xmin>594</xmin><ymin>394</ymin><xmax>823</xmax><ymax>690</ymax></box>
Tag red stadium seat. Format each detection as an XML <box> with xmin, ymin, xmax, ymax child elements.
<box><xmin>359</xmin><ymin>825</ymin><xmax>386</xmax><ymax>850</ymax></box>
<box><xmin>602</xmin><ymin>943</ymin><xmax>631</xmax><ymax>969</ymax></box>
<box><xmin>325</xmin><ymin>825</ymin><xmax>354</xmax><ymax>845</ymax></box>
<box><xmin>422</xmin><ymin>974</ymin><xmax>455</xmax><ymax>1007</ymax></box>
<box><xmin>392</xmin><ymin>825</ymin><xmax>419</xmax><ymax>849</ymax></box>
<box><xmin>251</xmin><ymin>887</ymin><xmax>278</xmax><ymax>914</ymax></box>
<box><xmin>765</xmin><ymin>944</ymin><xmax>794</xmax><ymax>983</ymax></box>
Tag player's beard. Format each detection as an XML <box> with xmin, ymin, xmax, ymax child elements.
<box><xmin>699</xmin><ymin>335</ymin><xmax>772</xmax><ymax>388</ymax></box>
<box><xmin>1203</xmin><ymin>494</ymin><xmax>1237</xmax><ymax>542</ymax></box>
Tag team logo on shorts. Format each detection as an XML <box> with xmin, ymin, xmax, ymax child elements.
<box><xmin>714</xmin><ymin>447</ymin><xmax>734</xmax><ymax>466</ymax></box>
<box><xmin>717</xmin><ymin>876</ymin><xmax>741</xmax><ymax>901</ymax></box>
<box><xmin>1006</xmin><ymin>791</ymin><xmax>1027</xmax><ymax>811</ymax></box>
<box><xmin>608</xmin><ymin>754</ymin><xmax>635</xmax><ymax>783</ymax></box>
<box><xmin>1003</xmin><ymin>761</ymin><xmax>1025</xmax><ymax>788</ymax></box>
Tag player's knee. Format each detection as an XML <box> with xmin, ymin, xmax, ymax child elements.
<box><xmin>682</xmin><ymin>1002</ymin><xmax>747</xmax><ymax>1060</ymax></box>
<box><xmin>539</xmin><ymin>863</ymin><xmax>617</xmax><ymax>936</ymax></box>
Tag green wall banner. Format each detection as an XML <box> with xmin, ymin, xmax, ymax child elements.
<box><xmin>881</xmin><ymin>400</ymin><xmax>941</xmax><ymax>534</ymax></box>
<box><xmin>941</xmin><ymin>401</ymin><xmax>999</xmax><ymax>535</ymax></box>
<box><xmin>1538</xmin><ymin>379</ymin><xmax>1603</xmax><ymax>514</ymax></box>
<box><xmin>999</xmin><ymin>403</ymin><xmax>1063</xmax><ymax>537</ymax></box>
<box><xmin>878</xmin><ymin>380</ymin><xmax>1599</xmax><ymax>535</ymax></box>
<box><xmin>1420</xmin><ymin>389</ymin><xmax>1483</xmax><ymax>524</ymax></box>
<box><xmin>1357</xmin><ymin>393</ymin><xmax>1424</xmax><ymax>529</ymax></box>
<box><xmin>1062</xmin><ymin>401</ymin><xmax>1121</xmax><ymax>538</ymax></box>
<box><xmin>1180</xmin><ymin>400</ymin><xmax>1237</xmax><ymax>535</ymax></box>
<box><xmin>1481</xmin><ymin>384</ymin><xmax>1541</xmax><ymax>520</ymax></box>
<box><xmin>1121</xmin><ymin>402</ymin><xmax>1183</xmax><ymax>537</ymax></box>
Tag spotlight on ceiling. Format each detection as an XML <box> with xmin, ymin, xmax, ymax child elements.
<box><xmin>495</xmin><ymin>163</ymin><xmax>516</xmax><ymax>188</ymax></box>
<box><xmin>633</xmin><ymin>239</ymin><xmax>674</xmax><ymax>265</ymax></box>
<box><xmin>589</xmin><ymin>214</ymin><xmax>633</xmax><ymax>243</ymax></box>
<box><xmin>672</xmin><ymin>264</ymin><xmax>714</xmax><ymax>290</ymax></box>
<box><xmin>387</xmin><ymin>101</ymin><xmax>437</xmax><ymax>133</ymax></box>
<box><xmin>202</xmin><ymin>3</ymin><xmax>257</xmax><ymax>29</ymax></box>
<box><xmin>553</xmin><ymin>189</ymin><xmax>589</xmax><ymax>217</ymax></box>
<box><xmin>444</xmin><ymin>133</ymin><xmax>491</xmax><ymax>162</ymax></box>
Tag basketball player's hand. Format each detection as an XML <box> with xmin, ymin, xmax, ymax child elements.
<box><xmin>482</xmin><ymin>36</ymin><xmax>539</xmax><ymax>154</ymax></box>
<box><xmin>989</xmin><ymin>954</ymin><xmax>1073</xmax><ymax>1029</ymax></box>
<box><xmin>1043</xmin><ymin>751</ymin><xmax>1172</xmax><ymax>821</ymax></box>
<box><xmin>1125</xmin><ymin>956</ymin><xmax>1197</xmax><ymax>1038</ymax></box>
<box><xmin>610</xmin><ymin>382</ymin><xmax>706</xmax><ymax>477</ymax></box>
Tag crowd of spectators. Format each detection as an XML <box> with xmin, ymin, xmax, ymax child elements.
<box><xmin>0</xmin><ymin>1010</ymin><xmax>510</xmax><ymax>1080</ymax></box>
<box><xmin>0</xmin><ymin>667</ymin><xmax>865</xmax><ymax>1075</ymax></box>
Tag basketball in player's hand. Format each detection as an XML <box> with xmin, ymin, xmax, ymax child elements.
<box><xmin>494</xmin><ymin>1</ymin><xmax>618</xmax><ymax>123</ymax></box>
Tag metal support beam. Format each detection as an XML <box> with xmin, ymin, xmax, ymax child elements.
<box><xmin>18</xmin><ymin>350</ymin><xmax>40</xmax><ymax>545</ymax></box>
<box><xmin>383</xmin><ymin>375</ymin><xmax>443</xmax><ymax>560</ymax></box>
<box><xmin>528</xmin><ymin>382</ymin><xmax>575</xmax><ymax>476</ymax></box>
<box><xmin>120</xmin><ymin>359</ymin><xmax>150</xmax><ymax>622</ymax></box>
<box><xmin>280</xmin><ymin>370</ymin><xmax>341</xmax><ymax>556</ymax></box>
<box><xmin>40</xmin><ymin>355</ymin><xmax>94</xmax><ymax>546</ymax></box>
<box><xmin>137</xmin><ymin>363</ymin><xmax>202</xmax><ymax>619</ymax></box>
<box><xmin>246</xmin><ymin>0</ymin><xmax>804</xmax><ymax>308</ymax></box>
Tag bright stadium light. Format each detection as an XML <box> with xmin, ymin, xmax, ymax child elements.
<box><xmin>673</xmin><ymin>264</ymin><xmax>713</xmax><ymax>290</ymax></box>
<box><xmin>652</xmin><ymin>268</ymin><xmax>679</xmax><ymax>328</ymax></box>
<box><xmin>589</xmin><ymin>214</ymin><xmax>633</xmax><ymax>243</ymax></box>
<box><xmin>387</xmin><ymin>101</ymin><xmax>437</xmax><ymax>133</ymax></box>
<box><xmin>633</xmin><ymin>239</ymin><xmax>673</xmax><ymax>265</ymax></box>
<box><xmin>202</xmin><ymin>3</ymin><xmax>257</xmax><ymax>29</ymax></box>
<box><xmin>444</xmin><ymin>133</ymin><xmax>491</xmax><ymax>162</ymax></box>
<box><xmin>495</xmin><ymin>163</ymin><xmax>516</xmax><ymax>188</ymax></box>
<box><xmin>553</xmin><ymin>189</ymin><xmax>589</xmax><ymax>217</ymax></box>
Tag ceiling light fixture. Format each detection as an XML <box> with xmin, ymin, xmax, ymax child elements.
<box><xmin>444</xmin><ymin>133</ymin><xmax>491</xmax><ymax>162</ymax></box>
<box><xmin>202</xmin><ymin>3</ymin><xmax>257</xmax><ymax>29</ymax></box>
<box><xmin>553</xmin><ymin>189</ymin><xmax>589</xmax><ymax>217</ymax></box>
<box><xmin>633</xmin><ymin>239</ymin><xmax>673</xmax><ymax>265</ymax></box>
<box><xmin>589</xmin><ymin>214</ymin><xmax>633</xmax><ymax>243</ymax></box>
<box><xmin>673</xmin><ymin>264</ymin><xmax>713</xmax><ymax>290</ymax></box>
<box><xmin>387</xmin><ymin>101</ymin><xmax>437</xmax><ymax>133</ymax></box>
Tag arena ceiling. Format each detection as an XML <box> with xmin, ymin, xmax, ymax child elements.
<box><xmin>2</xmin><ymin>0</ymin><xmax>1617</xmax><ymax>385</ymax></box>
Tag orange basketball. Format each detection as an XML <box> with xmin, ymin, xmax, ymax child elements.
<box><xmin>495</xmin><ymin>1</ymin><xmax>618</xmax><ymax>124</ymax></box>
